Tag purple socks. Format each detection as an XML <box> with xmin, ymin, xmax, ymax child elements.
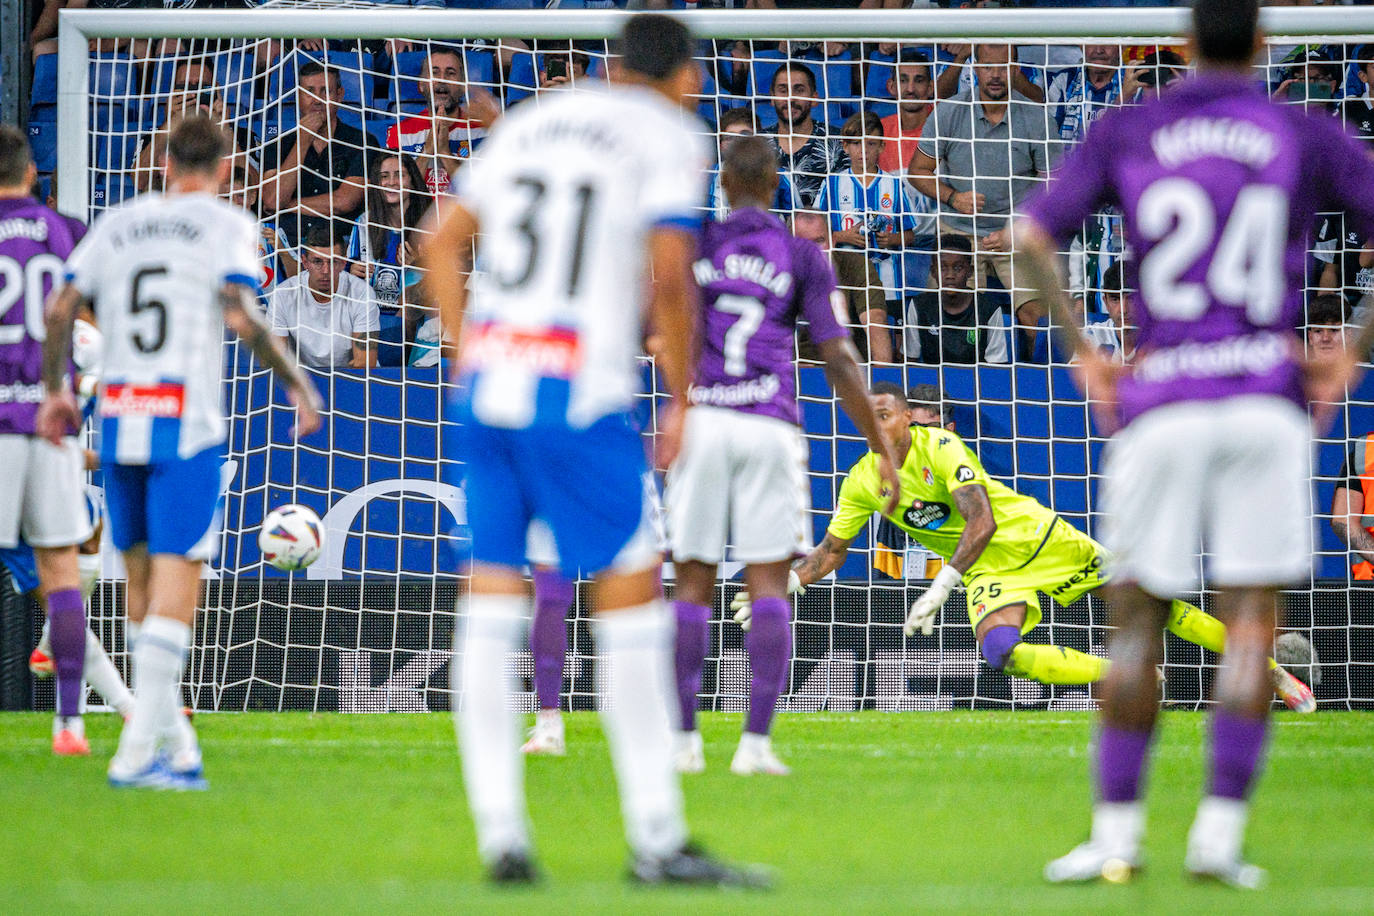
<box><xmin>1209</xmin><ymin>709</ymin><xmax>1270</xmax><ymax>800</ymax></box>
<box><xmin>1095</xmin><ymin>724</ymin><xmax>1153</xmax><ymax>803</ymax></box>
<box><xmin>673</xmin><ymin>601</ymin><xmax>711</xmax><ymax>731</ymax></box>
<box><xmin>530</xmin><ymin>570</ymin><xmax>575</xmax><ymax>711</ymax></box>
<box><xmin>745</xmin><ymin>596</ymin><xmax>791</xmax><ymax>737</ymax></box>
<box><xmin>47</xmin><ymin>588</ymin><xmax>86</xmax><ymax>718</ymax></box>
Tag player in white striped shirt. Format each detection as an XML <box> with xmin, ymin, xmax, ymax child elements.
<box><xmin>38</xmin><ymin>116</ymin><xmax>320</xmax><ymax>790</ymax></box>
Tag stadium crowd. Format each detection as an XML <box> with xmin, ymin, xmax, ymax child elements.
<box><xmin>22</xmin><ymin>0</ymin><xmax>1374</xmax><ymax>369</ymax></box>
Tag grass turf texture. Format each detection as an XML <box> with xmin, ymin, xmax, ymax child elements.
<box><xmin>1</xmin><ymin>711</ymin><xmax>1371</xmax><ymax>913</ymax></box>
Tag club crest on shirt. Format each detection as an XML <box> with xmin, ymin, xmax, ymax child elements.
<box><xmin>922</xmin><ymin>466</ymin><xmax>934</xmax><ymax>487</ymax></box>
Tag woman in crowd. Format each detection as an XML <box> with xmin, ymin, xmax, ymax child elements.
<box><xmin>347</xmin><ymin>151</ymin><xmax>433</xmax><ymax>349</ymax></box>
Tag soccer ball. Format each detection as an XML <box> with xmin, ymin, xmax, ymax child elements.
<box><xmin>258</xmin><ymin>504</ymin><xmax>325</xmax><ymax>572</ymax></box>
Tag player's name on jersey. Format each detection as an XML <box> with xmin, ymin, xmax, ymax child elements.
<box><xmin>1150</xmin><ymin>117</ymin><xmax>1277</xmax><ymax>169</ymax></box>
<box><xmin>107</xmin><ymin>216</ymin><xmax>207</xmax><ymax>248</ymax></box>
<box><xmin>689</xmin><ymin>373</ymin><xmax>782</xmax><ymax>408</ymax></box>
<box><xmin>692</xmin><ymin>254</ymin><xmax>794</xmax><ymax>299</ymax></box>
<box><xmin>0</xmin><ymin>217</ymin><xmax>50</xmax><ymax>243</ymax></box>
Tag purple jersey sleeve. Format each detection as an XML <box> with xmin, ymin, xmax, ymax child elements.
<box><xmin>792</xmin><ymin>237</ymin><xmax>847</xmax><ymax>346</ymax></box>
<box><xmin>1022</xmin><ymin>108</ymin><xmax>1117</xmax><ymax>245</ymax></box>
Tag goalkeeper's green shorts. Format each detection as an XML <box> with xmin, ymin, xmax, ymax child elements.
<box><xmin>962</xmin><ymin>518</ymin><xmax>1109</xmax><ymax>634</ymax></box>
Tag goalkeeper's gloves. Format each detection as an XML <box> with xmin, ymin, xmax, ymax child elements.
<box><xmin>903</xmin><ymin>565</ymin><xmax>963</xmax><ymax>637</ymax></box>
<box><xmin>730</xmin><ymin>570</ymin><xmax>805</xmax><ymax>632</ymax></box>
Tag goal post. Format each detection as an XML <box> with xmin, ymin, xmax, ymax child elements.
<box><xmin>49</xmin><ymin>4</ymin><xmax>1374</xmax><ymax>712</ymax></box>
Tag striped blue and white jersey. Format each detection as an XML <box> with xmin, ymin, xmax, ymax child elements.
<box><xmin>451</xmin><ymin>85</ymin><xmax>708</xmax><ymax>430</ymax></box>
<box><xmin>64</xmin><ymin>191</ymin><xmax>258</xmax><ymax>465</ymax></box>
<box><xmin>815</xmin><ymin>169</ymin><xmax>935</xmax><ymax>261</ymax></box>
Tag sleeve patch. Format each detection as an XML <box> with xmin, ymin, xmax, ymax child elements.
<box><xmin>955</xmin><ymin>465</ymin><xmax>975</xmax><ymax>483</ymax></box>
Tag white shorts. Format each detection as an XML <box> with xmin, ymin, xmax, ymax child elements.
<box><xmin>0</xmin><ymin>434</ymin><xmax>93</xmax><ymax>550</ymax></box>
<box><xmin>1099</xmin><ymin>395</ymin><xmax>1312</xmax><ymax>597</ymax></box>
<box><xmin>666</xmin><ymin>406</ymin><xmax>809</xmax><ymax>565</ymax></box>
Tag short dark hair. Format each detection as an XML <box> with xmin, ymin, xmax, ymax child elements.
<box><xmin>298</xmin><ymin>61</ymin><xmax>340</xmax><ymax>88</ymax></box>
<box><xmin>1308</xmin><ymin>293</ymin><xmax>1345</xmax><ymax>327</ymax></box>
<box><xmin>718</xmin><ymin>107</ymin><xmax>757</xmax><ymax>133</ymax></box>
<box><xmin>304</xmin><ymin>223</ymin><xmax>342</xmax><ymax>253</ymax></box>
<box><xmin>937</xmin><ymin>233</ymin><xmax>974</xmax><ymax>257</ymax></box>
<box><xmin>0</xmin><ymin>124</ymin><xmax>32</xmax><ymax>187</ymax></box>
<box><xmin>840</xmin><ymin>111</ymin><xmax>884</xmax><ymax>139</ymax></box>
<box><xmin>167</xmin><ymin>115</ymin><xmax>229</xmax><ymax>174</ymax></box>
<box><xmin>972</xmin><ymin>43</ymin><xmax>1013</xmax><ymax>65</ymax></box>
<box><xmin>771</xmin><ymin>61</ymin><xmax>818</xmax><ymax>95</ymax></box>
<box><xmin>620</xmin><ymin>13</ymin><xmax>693</xmax><ymax>82</ymax></box>
<box><xmin>721</xmin><ymin>135</ymin><xmax>778</xmax><ymax>202</ymax></box>
<box><xmin>908</xmin><ymin>383</ymin><xmax>953</xmax><ymax>424</ymax></box>
<box><xmin>1102</xmin><ymin>261</ymin><xmax>1126</xmax><ymax>296</ymax></box>
<box><xmin>1192</xmin><ymin>0</ymin><xmax>1259</xmax><ymax>66</ymax></box>
<box><xmin>429</xmin><ymin>45</ymin><xmax>466</xmax><ymax>68</ymax></box>
<box><xmin>870</xmin><ymin>381</ymin><xmax>907</xmax><ymax>403</ymax></box>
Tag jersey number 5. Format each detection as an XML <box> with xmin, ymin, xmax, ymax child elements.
<box><xmin>130</xmin><ymin>266</ymin><xmax>169</xmax><ymax>354</ymax></box>
<box><xmin>1137</xmin><ymin>178</ymin><xmax>1286</xmax><ymax>325</ymax></box>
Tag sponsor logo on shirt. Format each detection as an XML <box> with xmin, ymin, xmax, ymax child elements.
<box><xmin>1133</xmin><ymin>330</ymin><xmax>1291</xmax><ymax>385</ymax></box>
<box><xmin>101</xmin><ymin>382</ymin><xmax>185</xmax><ymax>418</ymax></box>
<box><xmin>462</xmin><ymin>324</ymin><xmax>581</xmax><ymax>378</ymax></box>
<box><xmin>0</xmin><ymin>381</ymin><xmax>43</xmax><ymax>405</ymax></box>
<box><xmin>903</xmin><ymin>499</ymin><xmax>950</xmax><ymax>530</ymax></box>
<box><xmin>689</xmin><ymin>373</ymin><xmax>782</xmax><ymax>408</ymax></box>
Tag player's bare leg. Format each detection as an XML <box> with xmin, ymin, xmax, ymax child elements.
<box><xmin>1184</xmin><ymin>586</ymin><xmax>1276</xmax><ymax>890</ymax></box>
<box><xmin>671</xmin><ymin>559</ymin><xmax>716</xmax><ymax>773</ymax></box>
<box><xmin>108</xmin><ymin>550</ymin><xmax>204</xmax><ymax>790</ymax></box>
<box><xmin>1045</xmin><ymin>584</ymin><xmax>1169</xmax><ymax>884</ymax></box>
<box><xmin>974</xmin><ymin>603</ymin><xmax>1106</xmax><ymax>685</ymax></box>
<box><xmin>730</xmin><ymin>559</ymin><xmax>793</xmax><ymax>776</ymax></box>
<box><xmin>34</xmin><ymin>544</ymin><xmax>88</xmax><ymax>755</ymax></box>
<box><xmin>454</xmin><ymin>563</ymin><xmax>538</xmax><ymax>881</ymax></box>
<box><xmin>596</xmin><ymin>565</ymin><xmax>770</xmax><ymax>887</ymax></box>
<box><xmin>523</xmin><ymin>566</ymin><xmax>573</xmax><ymax>756</ymax></box>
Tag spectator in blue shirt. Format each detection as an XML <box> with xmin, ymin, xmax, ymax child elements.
<box><xmin>347</xmin><ymin>152</ymin><xmax>432</xmax><ymax>338</ymax></box>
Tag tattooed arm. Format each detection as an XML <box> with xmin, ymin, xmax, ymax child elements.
<box><xmin>792</xmin><ymin>531</ymin><xmax>858</xmax><ymax>587</ymax></box>
<box><xmin>947</xmin><ymin>484</ymin><xmax>997</xmax><ymax>575</ymax></box>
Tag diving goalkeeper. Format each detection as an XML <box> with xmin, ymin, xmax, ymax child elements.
<box><xmin>734</xmin><ymin>382</ymin><xmax>1315</xmax><ymax>710</ymax></box>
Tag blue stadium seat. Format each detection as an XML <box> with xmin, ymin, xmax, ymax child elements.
<box><xmin>32</xmin><ymin>53</ymin><xmax>59</xmax><ymax>107</ymax></box>
<box><xmin>94</xmin><ymin>134</ymin><xmax>139</xmax><ymax>171</ymax></box>
<box><xmin>504</xmin><ymin>51</ymin><xmax>538</xmax><ymax>105</ymax></box>
<box><xmin>216</xmin><ymin>50</ymin><xmax>258</xmax><ymax>113</ymax></box>
<box><xmin>465</xmin><ymin>47</ymin><xmax>496</xmax><ymax>88</ymax></box>
<box><xmin>864</xmin><ymin>55</ymin><xmax>898</xmax><ymax>118</ymax></box>
<box><xmin>92</xmin><ymin>175</ymin><xmax>137</xmax><ymax>209</ymax></box>
<box><xmin>92</xmin><ymin>102</ymin><xmax>133</xmax><ymax>133</ymax></box>
<box><xmin>377</xmin><ymin>314</ymin><xmax>406</xmax><ymax>368</ymax></box>
<box><xmin>90</xmin><ymin>54</ymin><xmax>135</xmax><ymax>103</ymax></box>
<box><xmin>28</xmin><ymin>122</ymin><xmax>57</xmax><ymax>173</ymax></box>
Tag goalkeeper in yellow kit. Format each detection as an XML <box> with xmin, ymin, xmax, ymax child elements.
<box><xmin>734</xmin><ymin>383</ymin><xmax>1315</xmax><ymax>710</ymax></box>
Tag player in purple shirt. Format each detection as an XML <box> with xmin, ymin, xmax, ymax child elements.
<box><xmin>664</xmin><ymin>136</ymin><xmax>899</xmax><ymax>775</ymax></box>
<box><xmin>0</xmin><ymin>125</ymin><xmax>93</xmax><ymax>755</ymax></box>
<box><xmin>1017</xmin><ymin>0</ymin><xmax>1374</xmax><ymax>888</ymax></box>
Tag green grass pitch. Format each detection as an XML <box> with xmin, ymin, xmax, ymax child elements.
<box><xmin>1</xmin><ymin>710</ymin><xmax>1371</xmax><ymax>913</ymax></box>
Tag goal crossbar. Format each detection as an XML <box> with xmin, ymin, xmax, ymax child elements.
<box><xmin>53</xmin><ymin>5</ymin><xmax>1374</xmax><ymax>225</ymax></box>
